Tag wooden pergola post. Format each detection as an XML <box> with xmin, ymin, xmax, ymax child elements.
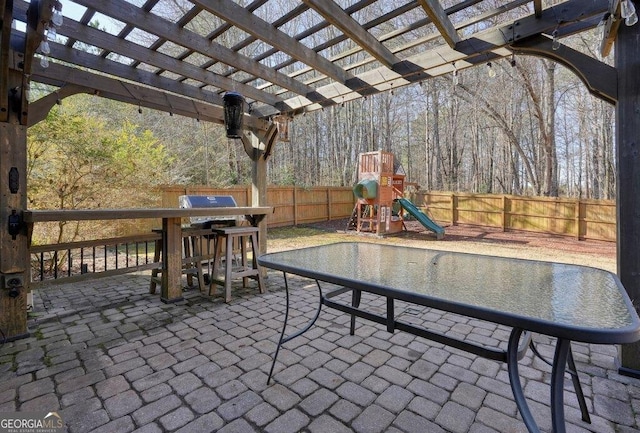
<box><xmin>616</xmin><ymin>14</ymin><xmax>640</xmax><ymax>378</ymax></box>
<box><xmin>250</xmin><ymin>132</ymin><xmax>268</xmax><ymax>256</ymax></box>
<box><xmin>0</xmin><ymin>70</ymin><xmax>30</xmax><ymax>340</ymax></box>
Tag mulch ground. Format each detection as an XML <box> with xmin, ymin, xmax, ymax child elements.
<box><xmin>308</xmin><ymin>218</ymin><xmax>616</xmax><ymax>259</ymax></box>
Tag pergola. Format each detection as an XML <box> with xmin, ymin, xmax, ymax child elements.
<box><xmin>1</xmin><ymin>0</ymin><xmax>638</xmax><ymax>376</ymax></box>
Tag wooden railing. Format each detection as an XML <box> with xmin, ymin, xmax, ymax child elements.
<box><xmin>29</xmin><ymin>233</ymin><xmax>161</xmax><ymax>288</ymax></box>
<box><xmin>25</xmin><ymin>207</ymin><xmax>271</xmax><ymax>298</ymax></box>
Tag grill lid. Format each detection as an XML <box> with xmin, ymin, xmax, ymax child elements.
<box><xmin>179</xmin><ymin>195</ymin><xmax>240</xmax><ymax>225</ymax></box>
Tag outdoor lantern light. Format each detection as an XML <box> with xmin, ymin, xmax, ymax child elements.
<box><xmin>621</xmin><ymin>0</ymin><xmax>638</xmax><ymax>26</ymax></box>
<box><xmin>223</xmin><ymin>91</ymin><xmax>245</xmax><ymax>138</ymax></box>
<box><xmin>551</xmin><ymin>29</ymin><xmax>561</xmax><ymax>50</ymax></box>
<box><xmin>486</xmin><ymin>62</ymin><xmax>496</xmax><ymax>78</ymax></box>
<box><xmin>52</xmin><ymin>1</ymin><xmax>64</xmax><ymax>27</ymax></box>
<box><xmin>451</xmin><ymin>62</ymin><xmax>459</xmax><ymax>86</ymax></box>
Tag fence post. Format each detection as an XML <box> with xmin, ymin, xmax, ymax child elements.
<box><xmin>327</xmin><ymin>188</ymin><xmax>332</xmax><ymax>221</ymax></box>
<box><xmin>293</xmin><ymin>187</ymin><xmax>298</xmax><ymax>226</ymax></box>
<box><xmin>575</xmin><ymin>199</ymin><xmax>581</xmax><ymax>240</ymax></box>
<box><xmin>502</xmin><ymin>195</ymin><xmax>507</xmax><ymax>232</ymax></box>
<box><xmin>450</xmin><ymin>193</ymin><xmax>456</xmax><ymax>225</ymax></box>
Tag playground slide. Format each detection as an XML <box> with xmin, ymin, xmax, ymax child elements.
<box><xmin>398</xmin><ymin>198</ymin><xmax>445</xmax><ymax>240</ymax></box>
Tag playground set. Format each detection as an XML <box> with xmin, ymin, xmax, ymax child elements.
<box><xmin>347</xmin><ymin>151</ymin><xmax>445</xmax><ymax>239</ymax></box>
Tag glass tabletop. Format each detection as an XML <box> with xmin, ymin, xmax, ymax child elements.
<box><xmin>259</xmin><ymin>242</ymin><xmax>640</xmax><ymax>344</ymax></box>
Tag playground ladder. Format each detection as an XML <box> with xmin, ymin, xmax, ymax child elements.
<box><xmin>346</xmin><ymin>204</ymin><xmax>359</xmax><ymax>230</ymax></box>
<box><xmin>346</xmin><ymin>203</ymin><xmax>374</xmax><ymax>231</ymax></box>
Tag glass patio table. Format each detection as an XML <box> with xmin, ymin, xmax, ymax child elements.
<box><xmin>258</xmin><ymin>242</ymin><xmax>640</xmax><ymax>433</ymax></box>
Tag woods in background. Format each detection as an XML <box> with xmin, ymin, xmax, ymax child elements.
<box><xmin>28</xmin><ymin>48</ymin><xmax>616</xmax><ymax>212</ymax></box>
<box><xmin>27</xmin><ymin>2</ymin><xmax>616</xmax><ymax>215</ymax></box>
<box><xmin>273</xmin><ymin>51</ymin><xmax>615</xmax><ymax>200</ymax></box>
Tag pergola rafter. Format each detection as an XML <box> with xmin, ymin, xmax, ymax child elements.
<box><xmin>418</xmin><ymin>0</ymin><xmax>461</xmax><ymax>48</ymax></box>
<box><xmin>300</xmin><ymin>0</ymin><xmax>399</xmax><ymax>68</ymax></box>
<box><xmin>8</xmin><ymin>0</ymin><xmax>616</xmax><ymax>123</ymax></box>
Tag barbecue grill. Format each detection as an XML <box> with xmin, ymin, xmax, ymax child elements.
<box><xmin>178</xmin><ymin>195</ymin><xmax>242</xmax><ymax>227</ymax></box>
<box><xmin>177</xmin><ymin>195</ymin><xmax>243</xmax><ymax>288</ymax></box>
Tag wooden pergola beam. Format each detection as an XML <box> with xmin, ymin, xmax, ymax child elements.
<box><xmin>600</xmin><ymin>0</ymin><xmax>621</xmax><ymax>58</ymax></box>
<box><xmin>47</xmin><ymin>5</ymin><xmax>283</xmax><ymax>110</ymax></box>
<box><xmin>9</xmin><ymin>31</ymin><xmax>227</xmax><ymax>108</ymax></box>
<box><xmin>301</xmin><ymin>0</ymin><xmax>399</xmax><ymax>68</ymax></box>
<box><xmin>17</xmin><ymin>0</ymin><xmax>54</xmax><ymax>125</ymax></box>
<box><xmin>241</xmin><ymin>123</ymin><xmax>277</xmax><ymax>161</ymax></box>
<box><xmin>0</xmin><ymin>0</ymin><xmax>12</xmax><ymax>122</ymax></box>
<box><xmin>533</xmin><ymin>0</ymin><xmax>542</xmax><ymax>17</ymax></box>
<box><xmin>261</xmin><ymin>0</ymin><xmax>517</xmax><ymax>96</ymax></box>
<box><xmin>417</xmin><ymin>0</ymin><xmax>461</xmax><ymax>48</ymax></box>
<box><xmin>192</xmin><ymin>0</ymin><xmax>375</xmax><ymax>96</ymax></box>
<box><xmin>110</xmin><ymin>0</ymin><xmax>173</xmax><ymax>63</ymax></box>
<box><xmin>70</xmin><ymin>0</ymin><xmax>329</xmax><ymax>106</ymax></box>
<box><xmin>27</xmin><ymin>83</ymin><xmax>85</xmax><ymax>126</ymax></box>
<box><xmin>29</xmin><ymin>62</ymin><xmax>269</xmax><ymax>131</ymax></box>
<box><xmin>248</xmin><ymin>0</ymin><xmax>406</xmax><ymax>87</ymax></box>
<box><xmin>512</xmin><ymin>34</ymin><xmax>617</xmax><ymax>104</ymax></box>
<box><xmin>279</xmin><ymin>0</ymin><xmax>607</xmax><ymax>113</ymax></box>
<box><xmin>161</xmin><ymin>0</ymin><xmax>277</xmax><ymax>78</ymax></box>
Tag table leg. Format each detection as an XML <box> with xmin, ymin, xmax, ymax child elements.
<box><xmin>224</xmin><ymin>234</ymin><xmax>233</xmax><ymax>303</ymax></box>
<box><xmin>567</xmin><ymin>348</ymin><xmax>591</xmax><ymax>423</ymax></box>
<box><xmin>551</xmin><ymin>338</ymin><xmax>570</xmax><ymax>433</ymax></box>
<box><xmin>350</xmin><ymin>289</ymin><xmax>361</xmax><ymax>335</ymax></box>
<box><xmin>240</xmin><ymin>234</ymin><xmax>249</xmax><ymax>288</ymax></box>
<box><xmin>507</xmin><ymin>328</ymin><xmax>540</xmax><ymax>433</ymax></box>
<box><xmin>149</xmin><ymin>238</ymin><xmax>161</xmax><ymax>294</ymax></box>
<box><xmin>161</xmin><ymin>217</ymin><xmax>184</xmax><ymax>303</ymax></box>
<box><xmin>209</xmin><ymin>234</ymin><xmax>223</xmax><ymax>297</ymax></box>
<box><xmin>267</xmin><ymin>275</ymin><xmax>323</xmax><ymax>385</ymax></box>
<box><xmin>528</xmin><ymin>340</ymin><xmax>590</xmax><ymax>424</ymax></box>
<box><xmin>249</xmin><ymin>232</ymin><xmax>265</xmax><ymax>294</ymax></box>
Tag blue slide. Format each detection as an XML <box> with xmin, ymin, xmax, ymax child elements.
<box><xmin>398</xmin><ymin>198</ymin><xmax>445</xmax><ymax>240</ymax></box>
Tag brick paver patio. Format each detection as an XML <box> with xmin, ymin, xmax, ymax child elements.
<box><xmin>0</xmin><ymin>271</ymin><xmax>638</xmax><ymax>432</ymax></box>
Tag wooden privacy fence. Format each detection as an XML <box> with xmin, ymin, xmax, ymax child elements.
<box><xmin>414</xmin><ymin>192</ymin><xmax>616</xmax><ymax>242</ymax></box>
<box><xmin>159</xmin><ymin>185</ymin><xmax>356</xmax><ymax>229</ymax></box>
<box><xmin>157</xmin><ymin>187</ymin><xmax>616</xmax><ymax>242</ymax></box>
<box><xmin>28</xmin><ymin>190</ymin><xmax>615</xmax><ymax>288</ymax></box>
<box><xmin>153</xmin><ymin>187</ymin><xmax>616</xmax><ymax>241</ymax></box>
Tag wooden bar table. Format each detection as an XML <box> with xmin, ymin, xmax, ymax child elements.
<box><xmin>23</xmin><ymin>206</ymin><xmax>271</xmax><ymax>302</ymax></box>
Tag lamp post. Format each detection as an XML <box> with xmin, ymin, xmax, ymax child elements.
<box><xmin>223</xmin><ymin>91</ymin><xmax>245</xmax><ymax>138</ymax></box>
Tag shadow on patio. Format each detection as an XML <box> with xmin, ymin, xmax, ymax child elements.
<box><xmin>0</xmin><ymin>272</ymin><xmax>637</xmax><ymax>433</ymax></box>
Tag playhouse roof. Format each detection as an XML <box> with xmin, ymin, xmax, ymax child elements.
<box><xmin>393</xmin><ymin>157</ymin><xmax>406</xmax><ymax>177</ymax></box>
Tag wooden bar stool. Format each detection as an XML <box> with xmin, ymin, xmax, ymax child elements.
<box><xmin>149</xmin><ymin>228</ymin><xmax>210</xmax><ymax>294</ymax></box>
<box><xmin>188</xmin><ymin>231</ymin><xmax>218</xmax><ymax>294</ymax></box>
<box><xmin>209</xmin><ymin>226</ymin><xmax>265</xmax><ymax>302</ymax></box>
